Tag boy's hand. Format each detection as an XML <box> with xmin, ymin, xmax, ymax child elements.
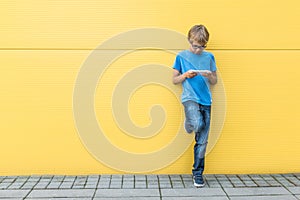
<box><xmin>201</xmin><ymin>71</ymin><xmax>218</xmax><ymax>85</ymax></box>
<box><xmin>200</xmin><ymin>71</ymin><xmax>212</xmax><ymax>78</ymax></box>
<box><xmin>183</xmin><ymin>71</ymin><xmax>197</xmax><ymax>79</ymax></box>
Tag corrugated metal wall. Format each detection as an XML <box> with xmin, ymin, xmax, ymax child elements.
<box><xmin>0</xmin><ymin>0</ymin><xmax>300</xmax><ymax>175</ymax></box>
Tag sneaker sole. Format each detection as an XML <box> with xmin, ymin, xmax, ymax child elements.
<box><xmin>193</xmin><ymin>180</ymin><xmax>205</xmax><ymax>187</ymax></box>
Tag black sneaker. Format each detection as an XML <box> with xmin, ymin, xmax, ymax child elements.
<box><xmin>193</xmin><ymin>176</ymin><xmax>205</xmax><ymax>187</ymax></box>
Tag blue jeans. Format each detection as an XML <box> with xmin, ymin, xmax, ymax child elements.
<box><xmin>183</xmin><ymin>100</ymin><xmax>211</xmax><ymax>177</ymax></box>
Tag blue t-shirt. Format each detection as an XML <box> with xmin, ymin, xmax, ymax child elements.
<box><xmin>173</xmin><ymin>50</ymin><xmax>217</xmax><ymax>106</ymax></box>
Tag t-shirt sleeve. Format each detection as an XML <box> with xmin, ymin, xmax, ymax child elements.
<box><xmin>172</xmin><ymin>55</ymin><xmax>182</xmax><ymax>73</ymax></box>
<box><xmin>210</xmin><ymin>53</ymin><xmax>217</xmax><ymax>72</ymax></box>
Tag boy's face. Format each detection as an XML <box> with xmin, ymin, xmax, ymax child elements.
<box><xmin>189</xmin><ymin>40</ymin><xmax>207</xmax><ymax>55</ymax></box>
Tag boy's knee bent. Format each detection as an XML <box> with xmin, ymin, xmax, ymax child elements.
<box><xmin>186</xmin><ymin>120</ymin><xmax>204</xmax><ymax>133</ymax></box>
<box><xmin>194</xmin><ymin>121</ymin><xmax>205</xmax><ymax>133</ymax></box>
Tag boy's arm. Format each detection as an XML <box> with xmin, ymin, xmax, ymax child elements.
<box><xmin>201</xmin><ymin>71</ymin><xmax>218</xmax><ymax>85</ymax></box>
<box><xmin>172</xmin><ymin>69</ymin><xmax>197</xmax><ymax>85</ymax></box>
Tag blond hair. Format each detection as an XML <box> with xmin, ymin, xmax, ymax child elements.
<box><xmin>188</xmin><ymin>25</ymin><xmax>209</xmax><ymax>44</ymax></box>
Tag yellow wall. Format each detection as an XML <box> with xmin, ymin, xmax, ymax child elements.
<box><xmin>1</xmin><ymin>0</ymin><xmax>300</xmax><ymax>175</ymax></box>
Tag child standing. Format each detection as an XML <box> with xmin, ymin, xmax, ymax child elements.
<box><xmin>172</xmin><ymin>24</ymin><xmax>218</xmax><ymax>187</ymax></box>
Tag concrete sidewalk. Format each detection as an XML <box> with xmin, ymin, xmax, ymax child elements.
<box><xmin>0</xmin><ymin>174</ymin><xmax>300</xmax><ymax>199</ymax></box>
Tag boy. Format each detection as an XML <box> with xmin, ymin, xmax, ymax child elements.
<box><xmin>172</xmin><ymin>24</ymin><xmax>217</xmax><ymax>187</ymax></box>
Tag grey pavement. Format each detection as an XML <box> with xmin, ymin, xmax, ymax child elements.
<box><xmin>0</xmin><ymin>174</ymin><xmax>300</xmax><ymax>199</ymax></box>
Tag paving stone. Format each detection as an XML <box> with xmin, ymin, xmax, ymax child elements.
<box><xmin>147</xmin><ymin>175</ymin><xmax>158</xmax><ymax>180</ymax></box>
<box><xmin>59</xmin><ymin>181</ymin><xmax>73</xmax><ymax>189</ymax></box>
<box><xmin>293</xmin><ymin>174</ymin><xmax>300</xmax><ymax>179</ymax></box>
<box><xmin>183</xmin><ymin>181</ymin><xmax>194</xmax><ymax>188</ymax></box>
<box><xmin>16</xmin><ymin>176</ymin><xmax>29</xmax><ymax>181</ymax></box>
<box><xmin>135</xmin><ymin>181</ymin><xmax>147</xmax><ymax>189</ymax></box>
<box><xmin>249</xmin><ymin>174</ymin><xmax>263</xmax><ymax>180</ymax></box>
<box><xmin>40</xmin><ymin>176</ymin><xmax>53</xmax><ymax>180</ymax></box>
<box><xmin>62</xmin><ymin>177</ymin><xmax>75</xmax><ymax>182</ymax></box>
<box><xmin>47</xmin><ymin>181</ymin><xmax>62</xmax><ymax>189</ymax></box>
<box><xmin>8</xmin><ymin>183</ymin><xmax>24</xmax><ymax>189</ymax></box>
<box><xmin>0</xmin><ymin>183</ymin><xmax>10</xmax><ymax>189</ymax></box>
<box><xmin>74</xmin><ymin>177</ymin><xmax>87</xmax><ymax>185</ymax></box>
<box><xmin>171</xmin><ymin>181</ymin><xmax>184</xmax><ymax>188</ymax></box>
<box><xmin>254</xmin><ymin>180</ymin><xmax>271</xmax><ymax>187</ymax></box>
<box><xmin>135</xmin><ymin>175</ymin><xmax>146</xmax><ymax>181</ymax></box>
<box><xmin>260</xmin><ymin>175</ymin><xmax>276</xmax><ymax>179</ymax></box>
<box><xmin>111</xmin><ymin>175</ymin><xmax>123</xmax><ymax>180</ymax></box>
<box><xmin>283</xmin><ymin>174</ymin><xmax>295</xmax><ymax>178</ymax></box>
<box><xmin>86</xmin><ymin>179</ymin><xmax>98</xmax><ymax>186</ymax></box>
<box><xmin>110</xmin><ymin>180</ymin><xmax>122</xmax><ymax>188</ymax></box>
<box><xmin>261</xmin><ymin>174</ymin><xmax>276</xmax><ymax>181</ymax></box>
<box><xmin>276</xmin><ymin>178</ymin><xmax>295</xmax><ymax>187</ymax></box>
<box><xmin>181</xmin><ymin>174</ymin><xmax>192</xmax><ymax>179</ymax></box>
<box><xmin>122</xmin><ymin>181</ymin><xmax>134</xmax><ymax>188</ymax></box>
<box><xmin>52</xmin><ymin>176</ymin><xmax>65</xmax><ymax>181</ymax></box>
<box><xmin>0</xmin><ymin>190</ymin><xmax>30</xmax><ymax>198</ymax></box>
<box><xmin>207</xmin><ymin>180</ymin><xmax>222</xmax><ymax>188</ymax></box>
<box><xmin>182</xmin><ymin>177</ymin><xmax>193</xmax><ymax>183</ymax></box>
<box><xmin>72</xmin><ymin>185</ymin><xmax>85</xmax><ymax>189</ymax></box>
<box><xmin>1</xmin><ymin>178</ymin><xmax>16</xmax><ymax>183</ymax></box>
<box><xmin>229</xmin><ymin>195</ymin><xmax>297</xmax><ymax>200</ymax></box>
<box><xmin>215</xmin><ymin>175</ymin><xmax>228</xmax><ymax>180</ymax></box>
<box><xmin>110</xmin><ymin>183</ymin><xmax>122</xmax><ymax>189</ymax></box>
<box><xmin>123</xmin><ymin>175</ymin><xmax>134</xmax><ymax>181</ymax></box>
<box><xmin>27</xmin><ymin>189</ymin><xmax>95</xmax><ymax>198</ymax></box>
<box><xmin>238</xmin><ymin>175</ymin><xmax>252</xmax><ymax>181</ymax></box>
<box><xmin>231</xmin><ymin>181</ymin><xmax>246</xmax><ymax>187</ymax></box>
<box><xmin>230</xmin><ymin>179</ymin><xmax>243</xmax><ymax>184</ymax></box>
<box><xmin>8</xmin><ymin>180</ymin><xmax>26</xmax><ymax>189</ymax></box>
<box><xmin>161</xmin><ymin>188</ymin><xmax>226</xmax><ymax>197</ymax></box>
<box><xmin>229</xmin><ymin>176</ymin><xmax>242</xmax><ymax>181</ymax></box>
<box><xmin>159</xmin><ymin>182</ymin><xmax>172</xmax><ymax>188</ymax></box>
<box><xmin>73</xmin><ymin>183</ymin><xmax>86</xmax><ymax>188</ymax></box>
<box><xmin>272</xmin><ymin>174</ymin><xmax>284</xmax><ymax>178</ymax></box>
<box><xmin>26</xmin><ymin>198</ymin><xmax>92</xmax><ymax>200</ymax></box>
<box><xmin>163</xmin><ymin>197</ymin><xmax>229</xmax><ymax>200</ymax></box>
<box><xmin>286</xmin><ymin>177</ymin><xmax>300</xmax><ymax>186</ymax></box>
<box><xmin>88</xmin><ymin>175</ymin><xmax>100</xmax><ymax>179</ymax></box>
<box><xmin>287</xmin><ymin>187</ymin><xmax>300</xmax><ymax>195</ymax></box>
<box><xmin>219</xmin><ymin>180</ymin><xmax>234</xmax><ymax>188</ymax></box>
<box><xmin>100</xmin><ymin>175</ymin><xmax>111</xmax><ymax>179</ymax></box>
<box><xmin>183</xmin><ymin>181</ymin><xmax>193</xmax><ymax>187</ymax></box>
<box><xmin>0</xmin><ymin>182</ymin><xmax>12</xmax><ymax>189</ymax></box>
<box><xmin>27</xmin><ymin>176</ymin><xmax>40</xmax><ymax>181</ymax></box>
<box><xmin>147</xmin><ymin>179</ymin><xmax>158</xmax><ymax>184</ymax></box>
<box><xmin>169</xmin><ymin>175</ymin><xmax>181</xmax><ymax>181</ymax></box>
<box><xmin>21</xmin><ymin>181</ymin><xmax>38</xmax><ymax>189</ymax></box>
<box><xmin>147</xmin><ymin>181</ymin><xmax>159</xmax><ymax>189</ymax></box>
<box><xmin>244</xmin><ymin>180</ymin><xmax>258</xmax><ymax>187</ymax></box>
<box><xmin>35</xmin><ymin>180</ymin><xmax>52</xmax><ymax>189</ymax></box>
<box><xmin>230</xmin><ymin>180</ymin><xmax>243</xmax><ymax>186</ymax></box>
<box><xmin>205</xmin><ymin>175</ymin><xmax>217</xmax><ymax>182</ymax></box>
<box><xmin>224</xmin><ymin>187</ymin><xmax>290</xmax><ymax>196</ymax></box>
<box><xmin>97</xmin><ymin>180</ymin><xmax>110</xmax><ymax>189</ymax></box>
<box><xmin>266</xmin><ymin>180</ymin><xmax>282</xmax><ymax>187</ymax></box>
<box><xmin>1</xmin><ymin>174</ymin><xmax>299</xmax><ymax>199</ymax></box>
<box><xmin>94</xmin><ymin>198</ymin><xmax>159</xmax><ymax>200</ymax></box>
<box><xmin>94</xmin><ymin>189</ymin><xmax>159</xmax><ymax>198</ymax></box>
<box><xmin>110</xmin><ymin>178</ymin><xmax>122</xmax><ymax>184</ymax></box>
<box><xmin>85</xmin><ymin>183</ymin><xmax>98</xmax><ymax>189</ymax></box>
<box><xmin>158</xmin><ymin>175</ymin><xmax>170</xmax><ymax>181</ymax></box>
